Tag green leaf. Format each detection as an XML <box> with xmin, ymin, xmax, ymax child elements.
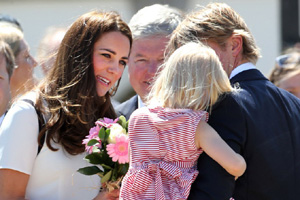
<box><xmin>84</xmin><ymin>150</ymin><xmax>114</xmax><ymax>168</ymax></box>
<box><xmin>111</xmin><ymin>163</ymin><xmax>119</xmax><ymax>181</ymax></box>
<box><xmin>118</xmin><ymin>163</ymin><xmax>129</xmax><ymax>176</ymax></box>
<box><xmin>99</xmin><ymin>127</ymin><xmax>106</xmax><ymax>141</ymax></box>
<box><xmin>101</xmin><ymin>164</ymin><xmax>113</xmax><ymax>170</ymax></box>
<box><xmin>85</xmin><ymin>153</ymin><xmax>102</xmax><ymax>164</ymax></box>
<box><xmin>97</xmin><ymin>171</ymin><xmax>104</xmax><ymax>178</ymax></box>
<box><xmin>118</xmin><ymin>115</ymin><xmax>127</xmax><ymax>129</ymax></box>
<box><xmin>87</xmin><ymin>139</ymin><xmax>99</xmax><ymax>146</ymax></box>
<box><xmin>105</xmin><ymin>129</ymin><xmax>110</xmax><ymax>140</ymax></box>
<box><xmin>77</xmin><ymin>166</ymin><xmax>102</xmax><ymax>175</ymax></box>
<box><xmin>101</xmin><ymin>170</ymin><xmax>112</xmax><ymax>183</ymax></box>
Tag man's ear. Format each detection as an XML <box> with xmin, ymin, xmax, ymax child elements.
<box><xmin>231</xmin><ymin>34</ymin><xmax>243</xmax><ymax>57</ymax></box>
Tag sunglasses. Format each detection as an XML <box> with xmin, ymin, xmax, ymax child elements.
<box><xmin>275</xmin><ymin>54</ymin><xmax>300</xmax><ymax>68</ymax></box>
<box><xmin>0</xmin><ymin>14</ymin><xmax>23</xmax><ymax>32</ymax></box>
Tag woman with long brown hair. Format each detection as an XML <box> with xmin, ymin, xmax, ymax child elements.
<box><xmin>0</xmin><ymin>10</ymin><xmax>132</xmax><ymax>199</ymax></box>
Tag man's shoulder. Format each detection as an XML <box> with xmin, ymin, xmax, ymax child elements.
<box><xmin>273</xmin><ymin>84</ymin><xmax>300</xmax><ymax>111</ymax></box>
<box><xmin>115</xmin><ymin>95</ymin><xmax>138</xmax><ymax>110</ymax></box>
<box><xmin>115</xmin><ymin>95</ymin><xmax>138</xmax><ymax>119</ymax></box>
<box><xmin>208</xmin><ymin>90</ymin><xmax>250</xmax><ymax>127</ymax></box>
<box><xmin>212</xmin><ymin>90</ymin><xmax>246</xmax><ymax>109</ymax></box>
<box><xmin>236</xmin><ymin>76</ymin><xmax>300</xmax><ymax>109</ymax></box>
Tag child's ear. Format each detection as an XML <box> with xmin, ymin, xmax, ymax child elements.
<box><xmin>231</xmin><ymin>35</ymin><xmax>243</xmax><ymax>57</ymax></box>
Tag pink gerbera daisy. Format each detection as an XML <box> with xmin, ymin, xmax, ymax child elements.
<box><xmin>106</xmin><ymin>135</ymin><xmax>129</xmax><ymax>164</ymax></box>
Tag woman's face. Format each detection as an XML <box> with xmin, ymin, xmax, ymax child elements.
<box><xmin>93</xmin><ymin>31</ymin><xmax>130</xmax><ymax>97</ymax></box>
<box><xmin>278</xmin><ymin>71</ymin><xmax>300</xmax><ymax>99</ymax></box>
<box><xmin>10</xmin><ymin>39</ymin><xmax>37</xmax><ymax>95</ymax></box>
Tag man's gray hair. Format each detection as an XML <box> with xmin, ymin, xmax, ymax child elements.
<box><xmin>129</xmin><ymin>4</ymin><xmax>183</xmax><ymax>40</ymax></box>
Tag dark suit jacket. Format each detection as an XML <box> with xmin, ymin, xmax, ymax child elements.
<box><xmin>189</xmin><ymin>69</ymin><xmax>300</xmax><ymax>200</ymax></box>
<box><xmin>115</xmin><ymin>95</ymin><xmax>138</xmax><ymax>120</ymax></box>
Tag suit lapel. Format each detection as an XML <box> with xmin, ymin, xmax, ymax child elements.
<box><xmin>117</xmin><ymin>95</ymin><xmax>139</xmax><ymax>119</ymax></box>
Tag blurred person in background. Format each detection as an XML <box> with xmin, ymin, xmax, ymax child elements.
<box><xmin>115</xmin><ymin>4</ymin><xmax>183</xmax><ymax>119</ymax></box>
<box><xmin>0</xmin><ymin>13</ymin><xmax>23</xmax><ymax>31</ymax></box>
<box><xmin>0</xmin><ymin>23</ymin><xmax>38</xmax><ymax>100</ymax></box>
<box><xmin>269</xmin><ymin>47</ymin><xmax>300</xmax><ymax>99</ymax></box>
<box><xmin>0</xmin><ymin>41</ymin><xmax>15</xmax><ymax>126</ymax></box>
<box><xmin>36</xmin><ymin>26</ymin><xmax>67</xmax><ymax>76</ymax></box>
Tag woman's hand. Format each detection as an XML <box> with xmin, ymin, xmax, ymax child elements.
<box><xmin>94</xmin><ymin>189</ymin><xmax>120</xmax><ymax>200</ymax></box>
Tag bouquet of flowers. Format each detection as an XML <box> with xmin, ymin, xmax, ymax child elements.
<box><xmin>78</xmin><ymin>115</ymin><xmax>129</xmax><ymax>192</ymax></box>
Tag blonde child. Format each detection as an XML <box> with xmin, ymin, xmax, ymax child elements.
<box><xmin>120</xmin><ymin>42</ymin><xmax>246</xmax><ymax>200</ymax></box>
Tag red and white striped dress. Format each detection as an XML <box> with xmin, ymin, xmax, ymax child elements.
<box><xmin>120</xmin><ymin>106</ymin><xmax>208</xmax><ymax>200</ymax></box>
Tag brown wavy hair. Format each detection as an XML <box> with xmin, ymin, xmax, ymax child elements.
<box><xmin>35</xmin><ymin>11</ymin><xmax>132</xmax><ymax>155</ymax></box>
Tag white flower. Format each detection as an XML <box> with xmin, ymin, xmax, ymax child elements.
<box><xmin>108</xmin><ymin>124</ymin><xmax>127</xmax><ymax>144</ymax></box>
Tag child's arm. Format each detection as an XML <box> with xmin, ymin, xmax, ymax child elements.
<box><xmin>194</xmin><ymin>120</ymin><xmax>246</xmax><ymax>177</ymax></box>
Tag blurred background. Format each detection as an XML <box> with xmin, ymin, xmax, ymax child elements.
<box><xmin>1</xmin><ymin>0</ymin><xmax>298</xmax><ymax>103</ymax></box>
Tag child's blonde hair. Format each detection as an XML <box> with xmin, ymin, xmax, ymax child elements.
<box><xmin>148</xmin><ymin>42</ymin><xmax>234</xmax><ymax>111</ymax></box>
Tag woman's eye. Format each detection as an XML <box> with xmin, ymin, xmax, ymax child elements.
<box><xmin>102</xmin><ymin>54</ymin><xmax>111</xmax><ymax>58</ymax></box>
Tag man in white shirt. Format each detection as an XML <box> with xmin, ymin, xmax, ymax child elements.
<box><xmin>115</xmin><ymin>4</ymin><xmax>183</xmax><ymax>119</ymax></box>
<box><xmin>0</xmin><ymin>41</ymin><xmax>15</xmax><ymax>126</ymax></box>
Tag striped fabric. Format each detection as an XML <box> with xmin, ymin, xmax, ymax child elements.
<box><xmin>120</xmin><ymin>106</ymin><xmax>208</xmax><ymax>200</ymax></box>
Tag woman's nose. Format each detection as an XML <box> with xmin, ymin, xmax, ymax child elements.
<box><xmin>30</xmin><ymin>55</ymin><xmax>38</xmax><ymax>68</ymax></box>
<box><xmin>108</xmin><ymin>61</ymin><xmax>121</xmax><ymax>74</ymax></box>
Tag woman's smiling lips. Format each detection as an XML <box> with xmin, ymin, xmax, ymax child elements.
<box><xmin>96</xmin><ymin>75</ymin><xmax>111</xmax><ymax>86</ymax></box>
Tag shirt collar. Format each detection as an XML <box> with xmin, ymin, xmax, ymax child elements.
<box><xmin>229</xmin><ymin>62</ymin><xmax>256</xmax><ymax>79</ymax></box>
<box><xmin>138</xmin><ymin>95</ymin><xmax>146</xmax><ymax>108</ymax></box>
<box><xmin>0</xmin><ymin>113</ymin><xmax>5</xmax><ymax>126</ymax></box>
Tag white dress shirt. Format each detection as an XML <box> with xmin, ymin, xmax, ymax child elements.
<box><xmin>229</xmin><ymin>62</ymin><xmax>256</xmax><ymax>79</ymax></box>
<box><xmin>138</xmin><ymin>95</ymin><xmax>146</xmax><ymax>108</ymax></box>
<box><xmin>0</xmin><ymin>113</ymin><xmax>5</xmax><ymax>127</ymax></box>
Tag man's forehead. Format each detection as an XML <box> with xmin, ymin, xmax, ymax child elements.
<box><xmin>131</xmin><ymin>38</ymin><xmax>168</xmax><ymax>54</ymax></box>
